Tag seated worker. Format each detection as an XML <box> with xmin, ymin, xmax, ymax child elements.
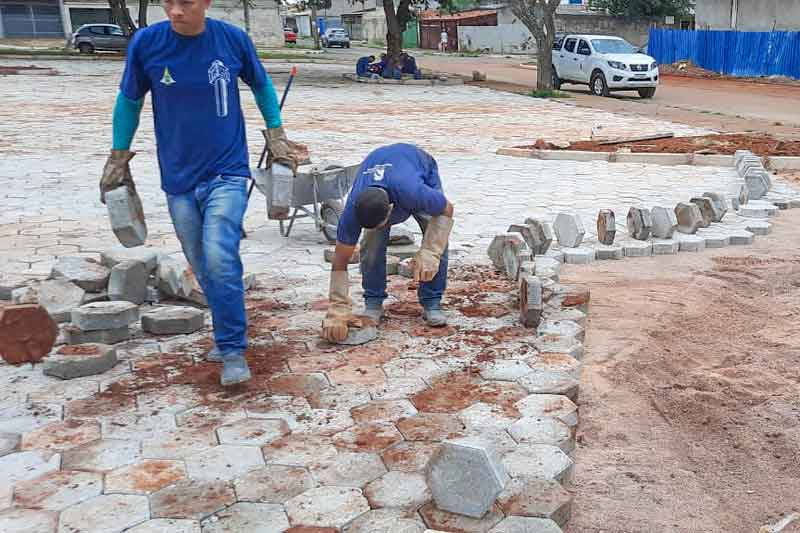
<box><xmin>356</xmin><ymin>55</ymin><xmax>375</xmax><ymax>77</ymax></box>
<box><xmin>400</xmin><ymin>52</ymin><xmax>418</xmax><ymax>74</ymax></box>
<box><xmin>322</xmin><ymin>144</ymin><xmax>455</xmax><ymax>343</ymax></box>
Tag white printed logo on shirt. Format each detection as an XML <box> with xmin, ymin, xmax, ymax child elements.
<box><xmin>364</xmin><ymin>163</ymin><xmax>392</xmax><ymax>181</ymax></box>
<box><xmin>208</xmin><ymin>60</ymin><xmax>231</xmax><ymax>118</ymax></box>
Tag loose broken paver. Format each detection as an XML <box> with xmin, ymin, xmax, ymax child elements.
<box><xmin>71</xmin><ymin>301</ymin><xmax>139</xmax><ymax>331</ymax></box>
<box><xmin>284</xmin><ymin>486</ymin><xmax>369</xmax><ymax>528</ymax></box>
<box><xmin>347</xmin><ymin>508</ymin><xmax>425</xmax><ymax>533</ymax></box>
<box><xmin>141</xmin><ymin>306</ymin><xmax>205</xmax><ymax>336</ymax></box>
<box><xmin>419</xmin><ymin>502</ymin><xmax>505</xmax><ymax>532</ymax></box>
<box><xmin>364</xmin><ymin>470</ymin><xmax>432</xmax><ymax>511</ymax></box>
<box><xmin>35</xmin><ymin>279</ymin><xmax>86</xmax><ymax>322</ymax></box>
<box><xmin>517</xmin><ymin>370</ymin><xmax>579</xmax><ymax>402</ymax></box>
<box><xmin>185</xmin><ymin>444</ymin><xmax>264</xmax><ymax>481</ymax></box>
<box><xmin>649</xmin><ymin>206</ymin><xmax>678</xmax><ymax>239</ymax></box>
<box><xmin>216</xmin><ymin>419</ymin><xmax>290</xmax><ymax>447</ymax></box>
<box><xmin>234</xmin><ymin>465</ymin><xmax>315</xmax><ymax>504</ymax></box>
<box><xmin>62</xmin><ymin>438</ymin><xmax>142</xmax><ymax>472</ymax></box>
<box><xmin>515</xmin><ymin>394</ymin><xmax>579</xmax><ymax>427</ymax></box>
<box><xmin>552</xmin><ymin>213</ymin><xmax>584</xmax><ymax>248</ymax></box>
<box><xmin>489</xmin><ymin>516</ymin><xmax>563</xmax><ymax>533</ymax></box>
<box><xmin>150</xmin><ymin>479</ymin><xmax>236</xmax><ymax>520</ymax></box>
<box><xmin>674</xmin><ymin>202</ymin><xmax>703</xmax><ymax>234</ymax></box>
<box><xmin>101</xmin><ymin>246</ymin><xmax>159</xmax><ymax>272</ymax></box>
<box><xmin>626</xmin><ymin>207</ymin><xmax>652</xmax><ymax>240</ymax></box>
<box><xmin>43</xmin><ymin>344</ymin><xmax>118</xmax><ymax>380</ymax></box>
<box><xmin>108</xmin><ymin>260</ymin><xmax>148</xmax><ymax>304</ymax></box>
<box><xmin>0</xmin><ymin>304</ymin><xmax>58</xmax><ymax>364</ymax></box>
<box><xmin>507</xmin><ymin>416</ymin><xmax>574</xmax><ymax>454</ymax></box>
<box><xmin>50</xmin><ymin>256</ymin><xmax>110</xmax><ymax>292</ymax></box>
<box><xmin>427</xmin><ymin>437</ymin><xmax>510</xmax><ymax>519</ymax></box>
<box><xmin>519</xmin><ymin>275</ymin><xmax>543</xmax><ymax>328</ymax></box>
<box><xmin>596</xmin><ymin>209</ymin><xmax>616</xmax><ymax>245</ymax></box>
<box><xmin>702</xmin><ymin>192</ymin><xmax>728</xmax><ymax>221</ymax></box>
<box><xmin>502</xmin><ymin>445</ymin><xmax>574</xmax><ymax>482</ymax></box>
<box><xmin>13</xmin><ymin>470</ymin><xmax>102</xmax><ymax>511</ymax></box>
<box><xmin>309</xmin><ymin>451</ymin><xmax>387</xmax><ymax>487</ymax></box>
<box><xmin>202</xmin><ymin>502</ymin><xmax>289</xmax><ymax>533</ymax></box>
<box><xmin>496</xmin><ymin>478</ymin><xmax>572</xmax><ymax>527</ymax></box>
<box><xmin>487</xmin><ymin>234</ymin><xmax>526</xmax><ymax>273</ymax></box>
<box><xmin>105</xmin><ymin>459</ymin><xmax>187</xmax><ymax>495</ymax></box>
<box><xmin>520</xmin><ymin>218</ymin><xmax>554</xmax><ymax>255</ymax></box>
<box><xmin>58</xmin><ymin>493</ymin><xmax>150</xmax><ymax>532</ymax></box>
<box><xmin>690</xmin><ymin>197</ymin><xmax>715</xmax><ymax>227</ymax></box>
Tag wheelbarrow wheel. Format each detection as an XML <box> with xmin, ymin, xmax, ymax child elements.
<box><xmin>321</xmin><ymin>199</ymin><xmax>344</xmax><ymax>244</ymax></box>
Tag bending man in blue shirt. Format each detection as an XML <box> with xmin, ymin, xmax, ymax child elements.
<box><xmin>99</xmin><ymin>0</ymin><xmax>304</xmax><ymax>386</ymax></box>
<box><xmin>322</xmin><ymin>144</ymin><xmax>455</xmax><ymax>343</ymax></box>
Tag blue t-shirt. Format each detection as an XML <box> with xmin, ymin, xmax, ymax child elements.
<box><xmin>120</xmin><ymin>19</ymin><xmax>268</xmax><ymax>194</ymax></box>
<box><xmin>337</xmin><ymin>144</ymin><xmax>447</xmax><ymax>245</ymax></box>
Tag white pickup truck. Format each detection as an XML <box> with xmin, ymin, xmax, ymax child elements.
<box><xmin>551</xmin><ymin>34</ymin><xmax>659</xmax><ymax>99</ymax></box>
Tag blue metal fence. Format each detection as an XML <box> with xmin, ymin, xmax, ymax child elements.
<box><xmin>648</xmin><ymin>28</ymin><xmax>800</xmax><ymax>80</ymax></box>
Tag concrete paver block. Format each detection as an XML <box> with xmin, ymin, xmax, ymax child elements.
<box><xmin>519</xmin><ymin>275</ymin><xmax>542</xmax><ymax>329</ymax></box>
<box><xmin>398</xmin><ymin>258</ymin><xmax>414</xmax><ymax>278</ymax></box>
<box><xmin>489</xmin><ymin>516</ymin><xmax>564</xmax><ymax>533</ymax></box>
<box><xmin>309</xmin><ymin>451</ymin><xmax>387</xmax><ymax>487</ymax></box>
<box><xmin>0</xmin><ymin>304</ymin><xmax>58</xmax><ymax>364</ymax></box>
<box><xmin>127</xmin><ymin>519</ymin><xmax>201</xmax><ymax>533</ymax></box>
<box><xmin>675</xmin><ymin>233</ymin><xmax>706</xmax><ymax>252</ymax></box>
<box><xmin>347</xmin><ymin>508</ymin><xmax>426</xmax><ymax>533</ymax></box>
<box><xmin>50</xmin><ymin>256</ymin><xmax>110</xmax><ymax>293</ymax></box>
<box><xmin>105</xmin><ymin>459</ymin><xmax>187</xmax><ymax>495</ymax></box>
<box><xmin>546</xmin><ymin>307</ymin><xmax>586</xmax><ymax>327</ymax></box>
<box><xmin>427</xmin><ymin>436</ymin><xmax>510</xmax><ymax>519</ymax></box>
<box><xmin>724</xmin><ymin>228</ymin><xmax>755</xmax><ymax>245</ymax></box>
<box><xmin>58</xmin><ymin>493</ymin><xmax>150</xmax><ymax>532</ymax></box>
<box><xmin>0</xmin><ymin>432</ymin><xmax>20</xmax><ymax>457</ymax></box>
<box><xmin>71</xmin><ymin>301</ymin><xmax>139</xmax><ymax>331</ymax></box>
<box><xmin>216</xmin><ymin>418</ymin><xmax>291</xmax><ymax>447</ymax></box>
<box><xmin>507</xmin><ymin>417</ymin><xmax>574</xmax><ymax>454</ymax></box>
<box><xmin>537</xmin><ymin>319</ymin><xmax>584</xmax><ymax>342</ymax></box>
<box><xmin>35</xmin><ymin>279</ymin><xmax>86</xmax><ymax>323</ymax></box>
<box><xmin>479</xmin><ymin>359</ymin><xmax>534</xmax><ymax>382</ymax></box>
<box><xmin>389</xmin><ymin>226</ymin><xmax>415</xmax><ymax>245</ymax></box>
<box><xmin>106</xmin><ymin>186</ymin><xmax>148</xmax><ymax>247</ymax></box>
<box><xmin>702</xmin><ymin>192</ymin><xmax>728</xmax><ymax>221</ymax></box>
<box><xmin>593</xmin><ymin>244</ymin><xmax>623</xmax><ymax>260</ymax></box>
<box><xmin>185</xmin><ymin>444</ymin><xmax>264</xmax><ymax>481</ymax></box>
<box><xmin>595</xmin><ymin>209</ymin><xmax>616</xmax><ymax>245</ymax></box>
<box><xmin>350</xmin><ymin>399</ymin><xmax>418</xmax><ymax>424</ymax></box>
<box><xmin>141</xmin><ymin>306</ymin><xmax>205</xmax><ymax>335</ymax></box>
<box><xmin>157</xmin><ymin>256</ymin><xmax>205</xmax><ymax>306</ymax></box>
<box><xmin>381</xmin><ymin>441</ymin><xmax>441</xmax><ymax>473</ymax></box>
<box><xmin>108</xmin><ymin>260</ymin><xmax>149</xmax><ymax>304</ymax></box>
<box><xmin>552</xmin><ymin>213</ymin><xmax>584</xmax><ymax>248</ymax></box>
<box><xmin>386</xmin><ymin>255</ymin><xmax>401</xmax><ymax>275</ymax></box>
<box><xmin>689</xmin><ymin>197</ymin><xmax>715</xmax><ymax>227</ymax></box>
<box><xmin>621</xmin><ymin>240</ymin><xmax>652</xmax><ymax>257</ymax></box>
<box><xmin>43</xmin><ymin>344</ymin><xmax>117</xmax><ymax>380</ymax></box>
<box><xmin>515</xmin><ymin>394</ymin><xmax>579</xmax><ymax>428</ymax></box>
<box><xmin>487</xmin><ymin>234</ymin><xmax>523</xmax><ymax>271</ymax></box>
<box><xmin>742</xmin><ymin>219</ymin><xmax>771</xmax><ymax>235</ymax></box>
<box><xmin>562</xmin><ymin>247</ymin><xmax>595</xmax><ymax>264</ymax></box>
<box><xmin>522</xmin><ymin>218</ymin><xmax>555</xmax><ymax>255</ymax></box>
<box><xmin>528</xmin><ymin>353</ymin><xmax>581</xmax><ymax>380</ymax></box>
<box><xmin>149</xmin><ymin>479</ymin><xmax>236</xmax><ymax>521</ymax></box>
<box><xmin>284</xmin><ymin>486</ymin><xmax>370</xmax><ymax>528</ymax></box>
<box><xmin>534</xmin><ymin>257</ymin><xmax>561</xmax><ymax>280</ymax></box>
<box><xmin>64</xmin><ymin>324</ymin><xmax>130</xmax><ymax>345</ymax></box>
<box><xmin>62</xmin><ymin>438</ymin><xmax>141</xmax><ymax>472</ymax></box>
<box><xmin>202</xmin><ymin>502</ymin><xmax>289</xmax><ymax>533</ymax></box>
<box><xmin>335</xmin><ymin>325</ymin><xmax>378</xmax><ymax>346</ymax></box>
<box><xmin>234</xmin><ymin>465</ymin><xmax>315</xmax><ymax>504</ymax></box>
<box><xmin>0</xmin><ymin>508</ymin><xmax>58</xmax><ymax>533</ymax></box>
<box><xmin>396</xmin><ymin>413</ymin><xmax>465</xmax><ymax>442</ymax></box>
<box><xmin>419</xmin><ymin>502</ymin><xmax>504</xmax><ymax>532</ymax></box>
<box><xmin>744</xmin><ymin>168</ymin><xmax>770</xmax><ymax>199</ymax></box>
<box><xmin>738</xmin><ymin>183</ymin><xmax>750</xmax><ymax>206</ymax></box>
<box><xmin>0</xmin><ymin>449</ymin><xmax>61</xmax><ymax>487</ymax></box>
<box><xmin>649</xmin><ymin>206</ymin><xmax>678</xmax><ymax>239</ymax></box>
<box><xmin>502</xmin><ymin>445</ymin><xmax>574</xmax><ymax>483</ymax></box>
<box><xmin>674</xmin><ymin>202</ymin><xmax>703</xmax><ymax>234</ymax></box>
<box><xmin>12</xmin><ymin>470</ymin><xmax>102</xmax><ymax>511</ymax></box>
<box><xmin>101</xmin><ymin>245</ymin><xmax>159</xmax><ymax>272</ymax></box>
<box><xmin>517</xmin><ymin>370</ymin><xmax>579</xmax><ymax>402</ymax></box>
<box><xmin>626</xmin><ymin>207</ymin><xmax>652</xmax><ymax>241</ymax></box>
<box><xmin>534</xmin><ymin>336</ymin><xmax>583</xmax><ymax>361</ymax></box>
<box><xmin>739</xmin><ymin>200</ymin><xmax>779</xmax><ymax>218</ymax></box>
<box><xmin>696</xmin><ymin>230</ymin><xmax>730</xmax><ymax>248</ymax></box>
<box><xmin>458</xmin><ymin>402</ymin><xmax>517</xmax><ymax>434</ymax></box>
<box><xmin>262</xmin><ymin>434</ymin><xmax>338</xmax><ymax>468</ymax></box>
<box><xmin>652</xmin><ymin>239</ymin><xmax>679</xmax><ymax>255</ymax></box>
<box><xmin>365</xmin><ymin>470</ymin><xmax>432</xmax><ymax>511</ymax></box>
<box><xmin>496</xmin><ymin>478</ymin><xmax>572</xmax><ymax>527</ymax></box>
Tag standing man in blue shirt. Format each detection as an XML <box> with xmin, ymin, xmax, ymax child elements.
<box><xmin>322</xmin><ymin>144</ymin><xmax>454</xmax><ymax>343</ymax></box>
<box><xmin>99</xmin><ymin>0</ymin><xmax>304</xmax><ymax>386</ymax></box>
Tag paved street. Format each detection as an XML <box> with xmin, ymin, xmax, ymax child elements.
<box><xmin>1</xmin><ymin>57</ymin><xmax>798</xmax><ymax>532</ymax></box>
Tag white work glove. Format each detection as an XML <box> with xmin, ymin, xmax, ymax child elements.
<box><xmin>412</xmin><ymin>215</ymin><xmax>453</xmax><ymax>282</ymax></box>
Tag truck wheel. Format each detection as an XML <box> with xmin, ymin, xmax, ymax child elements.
<box><xmin>551</xmin><ymin>68</ymin><xmax>561</xmax><ymax>90</ymax></box>
<box><xmin>78</xmin><ymin>43</ymin><xmax>94</xmax><ymax>54</ymax></box>
<box><xmin>638</xmin><ymin>87</ymin><xmax>656</xmax><ymax>99</ymax></box>
<box><xmin>590</xmin><ymin>71</ymin><xmax>609</xmax><ymax>97</ymax></box>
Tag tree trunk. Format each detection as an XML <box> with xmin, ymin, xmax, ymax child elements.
<box><xmin>137</xmin><ymin>0</ymin><xmax>147</xmax><ymax>29</ymax></box>
<box><xmin>310</xmin><ymin>4</ymin><xmax>321</xmax><ymax>49</ymax></box>
<box><xmin>242</xmin><ymin>0</ymin><xmax>251</xmax><ymax>35</ymax></box>
<box><xmin>383</xmin><ymin>0</ymin><xmax>402</xmax><ymax>70</ymax></box>
<box><xmin>536</xmin><ymin>45</ymin><xmax>552</xmax><ymax>89</ymax></box>
<box><xmin>108</xmin><ymin>0</ymin><xmax>137</xmax><ymax>34</ymax></box>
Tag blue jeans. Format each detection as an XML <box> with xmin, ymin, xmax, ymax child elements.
<box><xmin>360</xmin><ymin>213</ymin><xmax>448</xmax><ymax>309</ymax></box>
<box><xmin>166</xmin><ymin>175</ymin><xmax>248</xmax><ymax>354</ymax></box>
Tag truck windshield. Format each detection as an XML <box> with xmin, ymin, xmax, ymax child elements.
<box><xmin>591</xmin><ymin>39</ymin><xmax>637</xmax><ymax>54</ymax></box>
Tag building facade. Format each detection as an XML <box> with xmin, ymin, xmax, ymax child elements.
<box><xmin>696</xmin><ymin>0</ymin><xmax>800</xmax><ymax>31</ymax></box>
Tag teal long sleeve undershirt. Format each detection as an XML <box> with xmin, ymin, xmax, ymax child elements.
<box><xmin>252</xmin><ymin>77</ymin><xmax>282</xmax><ymax>129</ymax></box>
<box><xmin>111</xmin><ymin>93</ymin><xmax>144</xmax><ymax>151</ymax></box>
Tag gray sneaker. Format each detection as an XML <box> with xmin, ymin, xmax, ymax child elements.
<box><xmin>221</xmin><ymin>354</ymin><xmax>252</xmax><ymax>386</ymax></box>
<box><xmin>362</xmin><ymin>305</ymin><xmax>385</xmax><ymax>324</ymax></box>
<box><xmin>423</xmin><ymin>307</ymin><xmax>448</xmax><ymax>327</ymax></box>
<box><xmin>206</xmin><ymin>345</ymin><xmax>224</xmax><ymax>363</ymax></box>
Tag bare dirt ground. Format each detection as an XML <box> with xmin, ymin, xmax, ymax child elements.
<box><xmin>564</xmin><ymin>203</ymin><xmax>800</xmax><ymax>533</ymax></box>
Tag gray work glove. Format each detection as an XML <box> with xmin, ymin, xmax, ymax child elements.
<box><xmin>100</xmin><ymin>149</ymin><xmax>136</xmax><ymax>204</ymax></box>
<box><xmin>262</xmin><ymin>126</ymin><xmax>309</xmax><ymax>175</ymax></box>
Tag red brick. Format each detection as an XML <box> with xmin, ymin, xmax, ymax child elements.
<box><xmin>0</xmin><ymin>304</ymin><xmax>57</xmax><ymax>364</ymax></box>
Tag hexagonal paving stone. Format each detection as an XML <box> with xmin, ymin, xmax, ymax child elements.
<box><xmin>142</xmin><ymin>430</ymin><xmax>218</xmax><ymax>460</ymax></box>
<box><xmin>496</xmin><ymin>478</ymin><xmax>572</xmax><ymax>527</ymax></box>
<box><xmin>0</xmin><ymin>508</ymin><xmax>58</xmax><ymax>533</ymax></box>
<box><xmin>284</xmin><ymin>487</ymin><xmax>369</xmax><ymax>529</ymax></box>
<box><xmin>327</xmin><ymin>364</ymin><xmax>387</xmax><ymax>386</ymax></box>
<box><xmin>128</xmin><ymin>518</ymin><xmax>201</xmax><ymax>533</ymax></box>
<box><xmin>0</xmin><ymin>402</ymin><xmax>62</xmax><ymax>434</ymax></box>
<box><xmin>0</xmin><ymin>485</ymin><xmax>10</xmax><ymax>510</ymax></box>
<box><xmin>381</xmin><ymin>441</ymin><xmax>442</xmax><ymax>473</ymax></box>
<box><xmin>369</xmin><ymin>378</ymin><xmax>429</xmax><ymax>401</ymax></box>
<box><xmin>136</xmin><ymin>387</ymin><xmax>202</xmax><ymax>416</ymax></box>
<box><xmin>262</xmin><ymin>435</ymin><xmax>338</xmax><ymax>467</ymax></box>
<box><xmin>58</xmin><ymin>494</ymin><xmax>150</xmax><ymax>532</ymax></box>
<box><xmin>458</xmin><ymin>402</ymin><xmax>517</xmax><ymax>433</ymax></box>
<box><xmin>396</xmin><ymin>413</ymin><xmax>466</xmax><ymax>442</ymax></box>
<box><xmin>517</xmin><ymin>370</ymin><xmax>580</xmax><ymax>402</ymax></box>
<box><xmin>332</xmin><ymin>422</ymin><xmax>404</xmax><ymax>453</ymax></box>
<box><xmin>514</xmin><ymin>395</ymin><xmax>578</xmax><ymax>428</ymax></box>
<box><xmin>101</xmin><ymin>412</ymin><xmax>178</xmax><ymax>441</ymax></box>
<box><xmin>383</xmin><ymin>358</ymin><xmax>445</xmax><ymax>381</ymax></box>
<box><xmin>185</xmin><ymin>445</ymin><xmax>264</xmax><ymax>481</ymax></box>
<box><xmin>346</xmin><ymin>509</ymin><xmax>426</xmax><ymax>533</ymax></box>
<box><xmin>234</xmin><ymin>465</ymin><xmax>315</xmax><ymax>504</ymax></box>
<box><xmin>202</xmin><ymin>502</ymin><xmax>289</xmax><ymax>533</ymax></box>
<box><xmin>507</xmin><ymin>417</ymin><xmax>574</xmax><ymax>454</ymax></box>
<box><xmin>502</xmin><ymin>445</ymin><xmax>574</xmax><ymax>482</ymax></box>
<box><xmin>309</xmin><ymin>451</ymin><xmax>387</xmax><ymax>488</ymax></box>
<box><xmin>308</xmin><ymin>385</ymin><xmax>371</xmax><ymax>411</ymax></box>
<box><xmin>21</xmin><ymin>419</ymin><xmax>101</xmax><ymax>452</ymax></box>
<box><xmin>0</xmin><ymin>449</ymin><xmax>60</xmax><ymax>486</ymax></box>
<box><xmin>245</xmin><ymin>396</ymin><xmax>312</xmax><ymax>429</ymax></box>
<box><xmin>268</xmin><ymin>373</ymin><xmax>330</xmax><ymax>397</ymax></box>
<box><xmin>13</xmin><ymin>470</ymin><xmax>102</xmax><ymax>511</ymax></box>
<box><xmin>62</xmin><ymin>438</ymin><xmax>142</xmax><ymax>472</ymax></box>
<box><xmin>489</xmin><ymin>516</ymin><xmax>563</xmax><ymax>533</ymax></box>
<box><xmin>478</xmin><ymin>360</ymin><xmax>534</xmax><ymax>382</ymax></box>
<box><xmin>350</xmin><ymin>400</ymin><xmax>418</xmax><ymax>423</ymax></box>
<box><xmin>149</xmin><ymin>479</ymin><xmax>236</xmax><ymax>520</ymax></box>
<box><xmin>216</xmin><ymin>419</ymin><xmax>290</xmax><ymax>447</ymax></box>
<box><xmin>0</xmin><ymin>432</ymin><xmax>20</xmax><ymax>457</ymax></box>
<box><xmin>365</xmin><ymin>471</ymin><xmax>432</xmax><ymax>511</ymax></box>
<box><xmin>419</xmin><ymin>502</ymin><xmax>505</xmax><ymax>533</ymax></box>
<box><xmin>294</xmin><ymin>409</ymin><xmax>355</xmax><ymax>436</ymax></box>
<box><xmin>105</xmin><ymin>459</ymin><xmax>187</xmax><ymax>495</ymax></box>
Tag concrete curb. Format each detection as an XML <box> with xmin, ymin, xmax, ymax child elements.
<box><xmin>342</xmin><ymin>73</ymin><xmax>465</xmax><ymax>86</ymax></box>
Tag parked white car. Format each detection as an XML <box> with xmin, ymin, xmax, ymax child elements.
<box><xmin>551</xmin><ymin>34</ymin><xmax>659</xmax><ymax>99</ymax></box>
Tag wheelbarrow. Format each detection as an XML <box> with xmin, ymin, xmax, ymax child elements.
<box><xmin>251</xmin><ymin>162</ymin><xmax>360</xmax><ymax>243</ymax></box>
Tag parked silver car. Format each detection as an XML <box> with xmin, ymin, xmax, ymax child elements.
<box><xmin>322</xmin><ymin>28</ymin><xmax>350</xmax><ymax>48</ymax></box>
<box><xmin>72</xmin><ymin>24</ymin><xmax>130</xmax><ymax>53</ymax></box>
